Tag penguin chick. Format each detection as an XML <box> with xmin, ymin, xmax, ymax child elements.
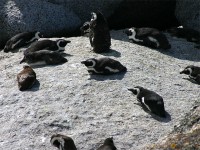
<box><xmin>124</xmin><ymin>27</ymin><xmax>171</xmax><ymax>50</ymax></box>
<box><xmin>3</xmin><ymin>31</ymin><xmax>42</xmax><ymax>52</ymax></box>
<box><xmin>97</xmin><ymin>137</ymin><xmax>117</xmax><ymax>150</ymax></box>
<box><xmin>180</xmin><ymin>65</ymin><xmax>200</xmax><ymax>83</ymax></box>
<box><xmin>128</xmin><ymin>86</ymin><xmax>166</xmax><ymax>118</ymax></box>
<box><xmin>89</xmin><ymin>10</ymin><xmax>111</xmax><ymax>53</ymax></box>
<box><xmin>17</xmin><ymin>65</ymin><xmax>36</xmax><ymax>91</ymax></box>
<box><xmin>20</xmin><ymin>50</ymin><xmax>68</xmax><ymax>65</ymax></box>
<box><xmin>81</xmin><ymin>57</ymin><xmax>127</xmax><ymax>75</ymax></box>
<box><xmin>24</xmin><ymin>39</ymin><xmax>70</xmax><ymax>55</ymax></box>
<box><xmin>50</xmin><ymin>134</ymin><xmax>77</xmax><ymax>150</ymax></box>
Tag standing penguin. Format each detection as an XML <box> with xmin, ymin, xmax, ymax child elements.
<box><xmin>97</xmin><ymin>137</ymin><xmax>117</xmax><ymax>150</ymax></box>
<box><xmin>50</xmin><ymin>134</ymin><xmax>77</xmax><ymax>150</ymax></box>
<box><xmin>23</xmin><ymin>39</ymin><xmax>71</xmax><ymax>55</ymax></box>
<box><xmin>17</xmin><ymin>65</ymin><xmax>36</xmax><ymax>91</ymax></box>
<box><xmin>180</xmin><ymin>65</ymin><xmax>200</xmax><ymax>84</ymax></box>
<box><xmin>3</xmin><ymin>31</ymin><xmax>42</xmax><ymax>52</ymax></box>
<box><xmin>128</xmin><ymin>86</ymin><xmax>166</xmax><ymax>118</ymax></box>
<box><xmin>20</xmin><ymin>50</ymin><xmax>68</xmax><ymax>65</ymax></box>
<box><xmin>87</xmin><ymin>10</ymin><xmax>111</xmax><ymax>53</ymax></box>
<box><xmin>124</xmin><ymin>27</ymin><xmax>171</xmax><ymax>50</ymax></box>
<box><xmin>81</xmin><ymin>57</ymin><xmax>127</xmax><ymax>75</ymax></box>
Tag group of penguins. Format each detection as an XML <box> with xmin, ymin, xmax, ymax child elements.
<box><xmin>2</xmin><ymin>10</ymin><xmax>200</xmax><ymax>150</ymax></box>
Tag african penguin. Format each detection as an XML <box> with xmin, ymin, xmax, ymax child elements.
<box><xmin>88</xmin><ymin>10</ymin><xmax>111</xmax><ymax>53</ymax></box>
<box><xmin>81</xmin><ymin>57</ymin><xmax>127</xmax><ymax>75</ymax></box>
<box><xmin>23</xmin><ymin>39</ymin><xmax>71</xmax><ymax>55</ymax></box>
<box><xmin>3</xmin><ymin>31</ymin><xmax>42</xmax><ymax>52</ymax></box>
<box><xmin>167</xmin><ymin>26</ymin><xmax>200</xmax><ymax>43</ymax></box>
<box><xmin>20</xmin><ymin>50</ymin><xmax>68</xmax><ymax>66</ymax></box>
<box><xmin>17</xmin><ymin>65</ymin><xmax>36</xmax><ymax>91</ymax></box>
<box><xmin>124</xmin><ymin>27</ymin><xmax>171</xmax><ymax>50</ymax></box>
<box><xmin>97</xmin><ymin>137</ymin><xmax>117</xmax><ymax>150</ymax></box>
<box><xmin>128</xmin><ymin>86</ymin><xmax>166</xmax><ymax>118</ymax></box>
<box><xmin>180</xmin><ymin>65</ymin><xmax>200</xmax><ymax>84</ymax></box>
<box><xmin>50</xmin><ymin>134</ymin><xmax>77</xmax><ymax>150</ymax></box>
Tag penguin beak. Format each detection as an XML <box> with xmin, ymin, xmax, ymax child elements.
<box><xmin>128</xmin><ymin>88</ymin><xmax>137</xmax><ymax>95</ymax></box>
<box><xmin>180</xmin><ymin>69</ymin><xmax>188</xmax><ymax>74</ymax></box>
<box><xmin>81</xmin><ymin>61</ymin><xmax>86</xmax><ymax>64</ymax></box>
<box><xmin>123</xmin><ymin>29</ymin><xmax>132</xmax><ymax>36</ymax></box>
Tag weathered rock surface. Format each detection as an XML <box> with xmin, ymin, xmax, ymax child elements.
<box><xmin>175</xmin><ymin>0</ymin><xmax>200</xmax><ymax>32</ymax></box>
<box><xmin>146</xmin><ymin>102</ymin><xmax>200</xmax><ymax>150</ymax></box>
<box><xmin>0</xmin><ymin>30</ymin><xmax>200</xmax><ymax>150</ymax></box>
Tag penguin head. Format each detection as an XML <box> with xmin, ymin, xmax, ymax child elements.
<box><xmin>123</xmin><ymin>28</ymin><xmax>137</xmax><ymax>39</ymax></box>
<box><xmin>56</xmin><ymin>39</ymin><xmax>71</xmax><ymax>50</ymax></box>
<box><xmin>180</xmin><ymin>65</ymin><xmax>194</xmax><ymax>75</ymax></box>
<box><xmin>50</xmin><ymin>134</ymin><xmax>77</xmax><ymax>150</ymax></box>
<box><xmin>91</xmin><ymin>12</ymin><xmax>97</xmax><ymax>22</ymax></box>
<box><xmin>128</xmin><ymin>86</ymin><xmax>143</xmax><ymax>95</ymax></box>
<box><xmin>81</xmin><ymin>58</ymin><xmax>96</xmax><ymax>68</ymax></box>
<box><xmin>80</xmin><ymin>22</ymin><xmax>90</xmax><ymax>35</ymax></box>
<box><xmin>35</xmin><ymin>31</ymin><xmax>43</xmax><ymax>39</ymax></box>
<box><xmin>90</xmin><ymin>10</ymin><xmax>107</xmax><ymax>28</ymax></box>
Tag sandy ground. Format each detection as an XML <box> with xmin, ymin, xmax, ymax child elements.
<box><xmin>0</xmin><ymin>30</ymin><xmax>199</xmax><ymax>150</ymax></box>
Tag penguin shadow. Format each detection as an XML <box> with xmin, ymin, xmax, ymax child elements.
<box><xmin>100</xmin><ymin>49</ymin><xmax>121</xmax><ymax>58</ymax></box>
<box><xmin>182</xmin><ymin>77</ymin><xmax>200</xmax><ymax>85</ymax></box>
<box><xmin>88</xmin><ymin>72</ymin><xmax>126</xmax><ymax>81</ymax></box>
<box><xmin>134</xmin><ymin>103</ymin><xmax>171</xmax><ymax>123</ymax></box>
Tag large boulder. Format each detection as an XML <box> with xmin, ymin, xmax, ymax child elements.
<box><xmin>175</xmin><ymin>0</ymin><xmax>200</xmax><ymax>32</ymax></box>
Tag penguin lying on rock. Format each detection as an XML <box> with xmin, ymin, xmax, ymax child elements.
<box><xmin>180</xmin><ymin>65</ymin><xmax>200</xmax><ymax>84</ymax></box>
<box><xmin>17</xmin><ymin>65</ymin><xmax>36</xmax><ymax>91</ymax></box>
<box><xmin>128</xmin><ymin>86</ymin><xmax>166</xmax><ymax>118</ymax></box>
<box><xmin>23</xmin><ymin>39</ymin><xmax>70</xmax><ymax>55</ymax></box>
<box><xmin>3</xmin><ymin>31</ymin><xmax>42</xmax><ymax>52</ymax></box>
<box><xmin>20</xmin><ymin>50</ymin><xmax>68</xmax><ymax>65</ymax></box>
<box><xmin>81</xmin><ymin>57</ymin><xmax>127</xmax><ymax>75</ymax></box>
<box><xmin>124</xmin><ymin>27</ymin><xmax>171</xmax><ymax>50</ymax></box>
<box><xmin>50</xmin><ymin>134</ymin><xmax>77</xmax><ymax>150</ymax></box>
<box><xmin>97</xmin><ymin>137</ymin><xmax>117</xmax><ymax>150</ymax></box>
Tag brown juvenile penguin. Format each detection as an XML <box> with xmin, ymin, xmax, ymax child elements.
<box><xmin>17</xmin><ymin>65</ymin><xmax>36</xmax><ymax>91</ymax></box>
<box><xmin>88</xmin><ymin>10</ymin><xmax>111</xmax><ymax>53</ymax></box>
<box><xmin>97</xmin><ymin>137</ymin><xmax>117</xmax><ymax>150</ymax></box>
<box><xmin>50</xmin><ymin>134</ymin><xmax>77</xmax><ymax>150</ymax></box>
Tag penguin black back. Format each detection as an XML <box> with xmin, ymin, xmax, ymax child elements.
<box><xmin>3</xmin><ymin>31</ymin><xmax>42</xmax><ymax>52</ymax></box>
<box><xmin>50</xmin><ymin>134</ymin><xmax>77</xmax><ymax>150</ymax></box>
<box><xmin>97</xmin><ymin>137</ymin><xmax>117</xmax><ymax>150</ymax></box>
<box><xmin>128</xmin><ymin>86</ymin><xmax>166</xmax><ymax>118</ymax></box>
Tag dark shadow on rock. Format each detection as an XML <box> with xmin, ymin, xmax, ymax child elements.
<box><xmin>100</xmin><ymin>49</ymin><xmax>121</xmax><ymax>58</ymax></box>
<box><xmin>134</xmin><ymin>102</ymin><xmax>171</xmax><ymax>123</ymax></box>
<box><xmin>88</xmin><ymin>72</ymin><xmax>126</xmax><ymax>81</ymax></box>
<box><xmin>26</xmin><ymin>79</ymin><xmax>40</xmax><ymax>92</ymax></box>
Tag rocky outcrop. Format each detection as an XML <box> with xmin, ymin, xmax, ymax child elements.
<box><xmin>0</xmin><ymin>0</ymin><xmax>179</xmax><ymax>49</ymax></box>
<box><xmin>0</xmin><ymin>30</ymin><xmax>200</xmax><ymax>150</ymax></box>
<box><xmin>175</xmin><ymin>0</ymin><xmax>200</xmax><ymax>32</ymax></box>
<box><xmin>146</xmin><ymin>102</ymin><xmax>200</xmax><ymax>150</ymax></box>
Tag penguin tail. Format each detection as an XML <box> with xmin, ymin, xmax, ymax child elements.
<box><xmin>122</xmin><ymin>66</ymin><xmax>127</xmax><ymax>72</ymax></box>
<box><xmin>61</xmin><ymin>57</ymin><xmax>68</xmax><ymax>63</ymax></box>
<box><xmin>20</xmin><ymin>57</ymin><xmax>26</xmax><ymax>64</ymax></box>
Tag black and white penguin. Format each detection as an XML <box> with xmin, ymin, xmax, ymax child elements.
<box><xmin>81</xmin><ymin>57</ymin><xmax>127</xmax><ymax>75</ymax></box>
<box><xmin>180</xmin><ymin>65</ymin><xmax>200</xmax><ymax>84</ymax></box>
<box><xmin>128</xmin><ymin>86</ymin><xmax>166</xmax><ymax>118</ymax></box>
<box><xmin>20</xmin><ymin>50</ymin><xmax>68</xmax><ymax>65</ymax></box>
<box><xmin>97</xmin><ymin>137</ymin><xmax>117</xmax><ymax>150</ymax></box>
<box><xmin>17</xmin><ymin>65</ymin><xmax>36</xmax><ymax>91</ymax></box>
<box><xmin>167</xmin><ymin>26</ymin><xmax>200</xmax><ymax>43</ymax></box>
<box><xmin>24</xmin><ymin>39</ymin><xmax>71</xmax><ymax>55</ymax></box>
<box><xmin>124</xmin><ymin>27</ymin><xmax>171</xmax><ymax>50</ymax></box>
<box><xmin>88</xmin><ymin>10</ymin><xmax>111</xmax><ymax>53</ymax></box>
<box><xmin>50</xmin><ymin>134</ymin><xmax>77</xmax><ymax>150</ymax></box>
<box><xmin>3</xmin><ymin>31</ymin><xmax>42</xmax><ymax>52</ymax></box>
